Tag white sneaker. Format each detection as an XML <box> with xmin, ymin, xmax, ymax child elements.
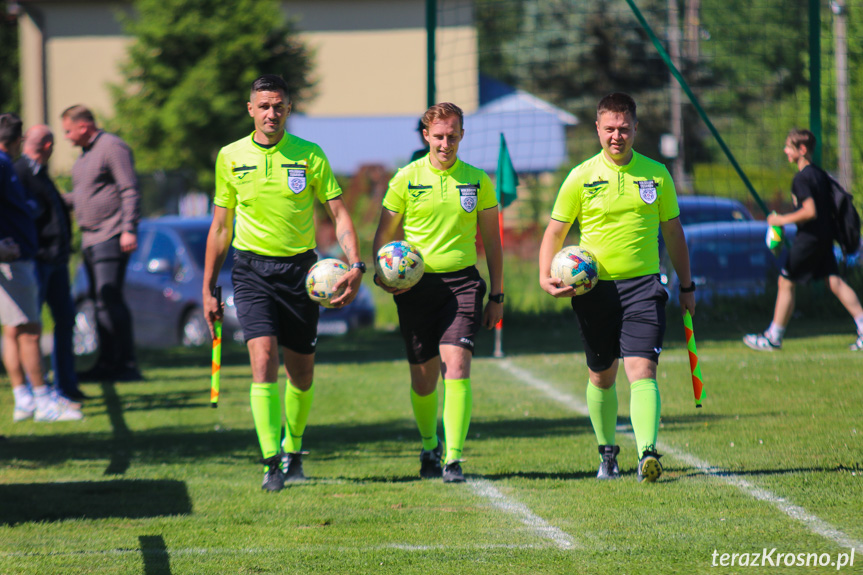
<box><xmin>13</xmin><ymin>403</ymin><xmax>36</xmax><ymax>422</ymax></box>
<box><xmin>50</xmin><ymin>389</ymin><xmax>82</xmax><ymax>410</ymax></box>
<box><xmin>851</xmin><ymin>333</ymin><xmax>863</xmax><ymax>351</ymax></box>
<box><xmin>34</xmin><ymin>399</ymin><xmax>84</xmax><ymax>422</ymax></box>
<box><xmin>743</xmin><ymin>332</ymin><xmax>781</xmax><ymax>351</ymax></box>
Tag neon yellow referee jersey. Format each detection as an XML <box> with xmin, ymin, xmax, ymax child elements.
<box><xmin>551</xmin><ymin>150</ymin><xmax>680</xmax><ymax>280</ymax></box>
<box><xmin>383</xmin><ymin>156</ymin><xmax>497</xmax><ymax>273</ymax></box>
<box><xmin>214</xmin><ymin>131</ymin><xmax>342</xmax><ymax>257</ymax></box>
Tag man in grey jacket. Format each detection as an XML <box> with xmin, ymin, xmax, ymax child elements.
<box><xmin>62</xmin><ymin>105</ymin><xmax>142</xmax><ymax>381</ymax></box>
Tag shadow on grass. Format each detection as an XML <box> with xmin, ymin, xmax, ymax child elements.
<box><xmin>0</xmin><ymin>479</ymin><xmax>191</xmax><ymax>526</ymax></box>
<box><xmin>140</xmin><ymin>535</ymin><xmax>172</xmax><ymax>575</ymax></box>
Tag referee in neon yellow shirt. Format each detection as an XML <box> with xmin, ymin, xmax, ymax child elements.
<box><xmin>539</xmin><ymin>93</ymin><xmax>695</xmax><ymax>483</ymax></box>
<box><xmin>373</xmin><ymin>103</ymin><xmax>503</xmax><ymax>483</ymax></box>
<box><xmin>203</xmin><ymin>75</ymin><xmax>365</xmax><ymax>492</ymax></box>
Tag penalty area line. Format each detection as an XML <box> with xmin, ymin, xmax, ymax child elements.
<box><xmin>492</xmin><ymin>359</ymin><xmax>863</xmax><ymax>555</ymax></box>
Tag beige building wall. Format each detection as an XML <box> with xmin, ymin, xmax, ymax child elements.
<box><xmin>19</xmin><ymin>0</ymin><xmax>478</xmax><ymax>174</ymax></box>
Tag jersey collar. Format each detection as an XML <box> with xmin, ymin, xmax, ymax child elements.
<box><xmin>249</xmin><ymin>131</ymin><xmax>289</xmax><ymax>153</ymax></box>
<box><xmin>425</xmin><ymin>155</ymin><xmax>461</xmax><ymax>176</ymax></box>
<box><xmin>600</xmin><ymin>149</ymin><xmax>639</xmax><ymax>173</ymax></box>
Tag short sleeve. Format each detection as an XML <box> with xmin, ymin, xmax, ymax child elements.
<box><xmin>657</xmin><ymin>168</ymin><xmax>680</xmax><ymax>222</ymax></box>
<box><xmin>382</xmin><ymin>169</ymin><xmax>407</xmax><ymax>214</ymax></box>
<box><xmin>312</xmin><ymin>145</ymin><xmax>342</xmax><ymax>203</ymax></box>
<box><xmin>478</xmin><ymin>171</ymin><xmax>497</xmax><ymax>210</ymax></box>
<box><xmin>214</xmin><ymin>149</ymin><xmax>237</xmax><ymax>209</ymax></box>
<box><xmin>550</xmin><ymin>168</ymin><xmax>583</xmax><ymax>223</ymax></box>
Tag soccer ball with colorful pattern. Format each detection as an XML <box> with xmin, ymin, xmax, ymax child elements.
<box><xmin>305</xmin><ymin>258</ymin><xmax>349</xmax><ymax>308</ymax></box>
<box><xmin>375</xmin><ymin>241</ymin><xmax>425</xmax><ymax>290</ymax></box>
<box><xmin>551</xmin><ymin>245</ymin><xmax>600</xmax><ymax>296</ymax></box>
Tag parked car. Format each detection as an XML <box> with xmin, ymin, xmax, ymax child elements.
<box><xmin>676</xmin><ymin>195</ymin><xmax>754</xmax><ymax>226</ymax></box>
<box><xmin>72</xmin><ymin>216</ymin><xmax>375</xmax><ymax>354</ymax></box>
<box><xmin>662</xmin><ymin>220</ymin><xmax>796</xmax><ymax>305</ymax></box>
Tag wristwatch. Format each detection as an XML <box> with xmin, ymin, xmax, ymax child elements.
<box><xmin>351</xmin><ymin>262</ymin><xmax>367</xmax><ymax>274</ymax></box>
<box><xmin>489</xmin><ymin>293</ymin><xmax>505</xmax><ymax>304</ymax></box>
<box><xmin>679</xmin><ymin>282</ymin><xmax>696</xmax><ymax>293</ymax></box>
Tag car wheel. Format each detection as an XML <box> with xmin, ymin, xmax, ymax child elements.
<box><xmin>181</xmin><ymin>308</ymin><xmax>209</xmax><ymax>347</ymax></box>
<box><xmin>73</xmin><ymin>299</ymin><xmax>99</xmax><ymax>356</ymax></box>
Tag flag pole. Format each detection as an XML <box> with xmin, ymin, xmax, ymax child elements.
<box><xmin>493</xmin><ymin>207</ymin><xmax>504</xmax><ymax>358</ymax></box>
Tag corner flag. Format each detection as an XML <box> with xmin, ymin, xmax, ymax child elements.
<box><xmin>496</xmin><ymin>133</ymin><xmax>518</xmax><ymax>208</ymax></box>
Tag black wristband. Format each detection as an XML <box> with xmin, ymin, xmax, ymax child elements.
<box><xmin>679</xmin><ymin>283</ymin><xmax>696</xmax><ymax>293</ymax></box>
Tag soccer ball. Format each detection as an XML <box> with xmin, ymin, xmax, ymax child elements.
<box><xmin>306</xmin><ymin>258</ymin><xmax>349</xmax><ymax>308</ymax></box>
<box><xmin>551</xmin><ymin>245</ymin><xmax>599</xmax><ymax>296</ymax></box>
<box><xmin>765</xmin><ymin>225</ymin><xmax>783</xmax><ymax>252</ymax></box>
<box><xmin>375</xmin><ymin>241</ymin><xmax>425</xmax><ymax>289</ymax></box>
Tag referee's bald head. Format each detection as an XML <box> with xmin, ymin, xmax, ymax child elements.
<box><xmin>251</xmin><ymin>75</ymin><xmax>291</xmax><ymax>102</ymax></box>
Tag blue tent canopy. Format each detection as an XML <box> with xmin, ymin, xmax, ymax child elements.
<box><xmin>288</xmin><ymin>91</ymin><xmax>578</xmax><ymax>175</ymax></box>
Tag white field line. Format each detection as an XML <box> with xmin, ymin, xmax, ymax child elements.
<box><xmin>0</xmin><ymin>543</ymin><xmax>544</xmax><ymax>560</ymax></box>
<box><xmin>469</xmin><ymin>478</ymin><xmax>579</xmax><ymax>550</ymax></box>
<box><xmin>491</xmin><ymin>359</ymin><xmax>863</xmax><ymax>555</ymax></box>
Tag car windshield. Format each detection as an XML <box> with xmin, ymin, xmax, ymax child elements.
<box><xmin>180</xmin><ymin>226</ymin><xmax>235</xmax><ymax>266</ymax></box>
<box><xmin>679</xmin><ymin>204</ymin><xmax>752</xmax><ymax>227</ymax></box>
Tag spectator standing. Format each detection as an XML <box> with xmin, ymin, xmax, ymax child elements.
<box><xmin>61</xmin><ymin>106</ymin><xmax>142</xmax><ymax>381</ymax></box>
<box><xmin>14</xmin><ymin>125</ymin><xmax>88</xmax><ymax>401</ymax></box>
<box><xmin>1</xmin><ymin>113</ymin><xmax>82</xmax><ymax>422</ymax></box>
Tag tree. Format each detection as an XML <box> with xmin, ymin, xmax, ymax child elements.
<box><xmin>0</xmin><ymin>13</ymin><xmax>20</xmax><ymax>114</ymax></box>
<box><xmin>112</xmin><ymin>0</ymin><xmax>314</xmax><ymax>191</ymax></box>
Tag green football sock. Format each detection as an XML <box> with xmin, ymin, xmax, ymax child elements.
<box><xmin>630</xmin><ymin>378</ymin><xmax>661</xmax><ymax>458</ymax></box>
<box><xmin>250</xmin><ymin>382</ymin><xmax>281</xmax><ymax>459</ymax></box>
<box><xmin>586</xmin><ymin>381</ymin><xmax>618</xmax><ymax>448</ymax></box>
<box><xmin>411</xmin><ymin>388</ymin><xmax>440</xmax><ymax>451</ymax></box>
<box><xmin>282</xmin><ymin>381</ymin><xmax>314</xmax><ymax>454</ymax></box>
<box><xmin>442</xmin><ymin>378</ymin><xmax>472</xmax><ymax>463</ymax></box>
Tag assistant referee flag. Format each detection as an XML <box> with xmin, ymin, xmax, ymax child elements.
<box><xmin>496</xmin><ymin>133</ymin><xmax>518</xmax><ymax>208</ymax></box>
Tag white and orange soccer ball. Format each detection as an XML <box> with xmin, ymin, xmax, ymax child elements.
<box><xmin>551</xmin><ymin>245</ymin><xmax>600</xmax><ymax>296</ymax></box>
<box><xmin>305</xmin><ymin>258</ymin><xmax>349</xmax><ymax>308</ymax></box>
<box><xmin>375</xmin><ymin>241</ymin><xmax>425</xmax><ymax>290</ymax></box>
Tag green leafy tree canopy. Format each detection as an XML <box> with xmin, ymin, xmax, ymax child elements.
<box><xmin>112</xmin><ymin>0</ymin><xmax>314</xmax><ymax>191</ymax></box>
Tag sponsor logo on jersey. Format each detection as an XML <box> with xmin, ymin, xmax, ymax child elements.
<box><xmin>232</xmin><ymin>164</ymin><xmax>257</xmax><ymax>180</ymax></box>
<box><xmin>408</xmin><ymin>182</ymin><xmax>432</xmax><ymax>199</ymax></box>
<box><xmin>637</xmin><ymin>180</ymin><xmax>658</xmax><ymax>204</ymax></box>
<box><xmin>457</xmin><ymin>183</ymin><xmax>479</xmax><ymax>213</ymax></box>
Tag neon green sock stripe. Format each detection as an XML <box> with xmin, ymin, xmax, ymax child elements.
<box><xmin>250</xmin><ymin>382</ymin><xmax>281</xmax><ymax>459</ymax></box>
<box><xmin>282</xmin><ymin>381</ymin><xmax>314</xmax><ymax>454</ymax></box>
<box><xmin>411</xmin><ymin>388</ymin><xmax>440</xmax><ymax>451</ymax></box>
<box><xmin>629</xmin><ymin>378</ymin><xmax>661</xmax><ymax>458</ymax></box>
<box><xmin>586</xmin><ymin>382</ymin><xmax>618</xmax><ymax>448</ymax></box>
<box><xmin>442</xmin><ymin>378</ymin><xmax>471</xmax><ymax>463</ymax></box>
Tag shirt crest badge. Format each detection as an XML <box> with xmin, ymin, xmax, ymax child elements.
<box><xmin>287</xmin><ymin>169</ymin><xmax>306</xmax><ymax>194</ymax></box>
<box><xmin>637</xmin><ymin>180</ymin><xmax>658</xmax><ymax>204</ymax></box>
<box><xmin>457</xmin><ymin>183</ymin><xmax>479</xmax><ymax>213</ymax></box>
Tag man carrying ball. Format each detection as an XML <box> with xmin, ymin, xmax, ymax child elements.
<box><xmin>203</xmin><ymin>75</ymin><xmax>364</xmax><ymax>492</ymax></box>
<box><xmin>373</xmin><ymin>103</ymin><xmax>503</xmax><ymax>483</ymax></box>
<box><xmin>539</xmin><ymin>93</ymin><xmax>695</xmax><ymax>483</ymax></box>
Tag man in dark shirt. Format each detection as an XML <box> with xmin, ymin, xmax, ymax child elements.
<box><xmin>61</xmin><ymin>105</ymin><xmax>142</xmax><ymax>381</ymax></box>
<box><xmin>15</xmin><ymin>125</ymin><xmax>87</xmax><ymax>400</ymax></box>
<box><xmin>1</xmin><ymin>113</ymin><xmax>82</xmax><ymax>422</ymax></box>
<box><xmin>744</xmin><ymin>128</ymin><xmax>863</xmax><ymax>351</ymax></box>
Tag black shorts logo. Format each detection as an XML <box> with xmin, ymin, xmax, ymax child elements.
<box><xmin>457</xmin><ymin>183</ymin><xmax>479</xmax><ymax>213</ymax></box>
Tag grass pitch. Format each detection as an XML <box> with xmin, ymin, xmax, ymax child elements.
<box><xmin>1</xmin><ymin>319</ymin><xmax>862</xmax><ymax>574</ymax></box>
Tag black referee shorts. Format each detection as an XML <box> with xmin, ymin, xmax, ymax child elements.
<box><xmin>231</xmin><ymin>249</ymin><xmax>319</xmax><ymax>354</ymax></box>
<box><xmin>570</xmin><ymin>274</ymin><xmax>668</xmax><ymax>372</ymax></box>
<box><xmin>394</xmin><ymin>266</ymin><xmax>487</xmax><ymax>364</ymax></box>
